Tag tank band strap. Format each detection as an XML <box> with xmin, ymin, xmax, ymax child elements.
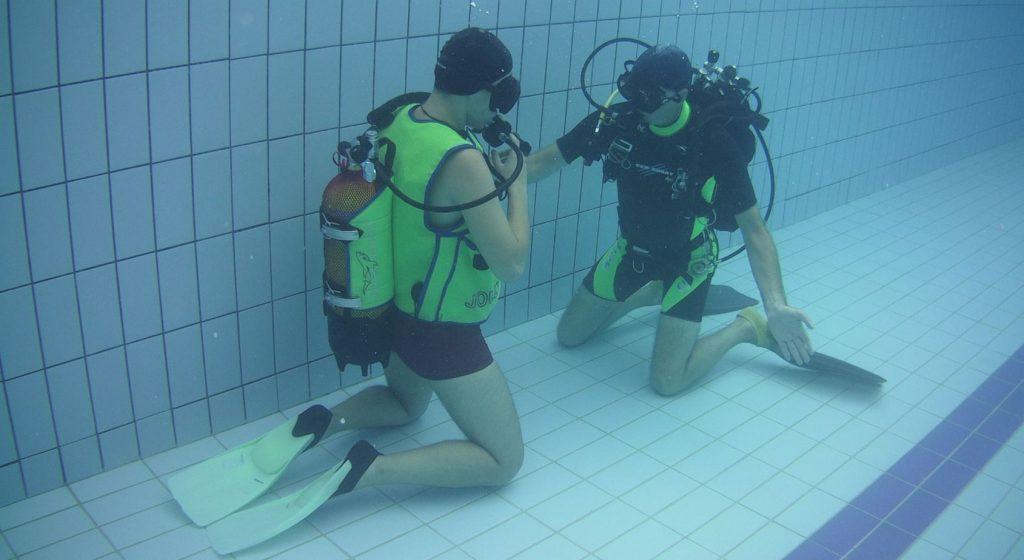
<box><xmin>320</xmin><ymin>209</ymin><xmax>360</xmax><ymax>241</ymax></box>
<box><xmin>324</xmin><ymin>278</ymin><xmax>361</xmax><ymax>309</ymax></box>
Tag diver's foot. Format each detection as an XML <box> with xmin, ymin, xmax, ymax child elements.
<box><xmin>736</xmin><ymin>307</ymin><xmax>780</xmax><ymax>354</ymax></box>
<box><xmin>333</xmin><ymin>440</ymin><xmax>381</xmax><ymax>496</ymax></box>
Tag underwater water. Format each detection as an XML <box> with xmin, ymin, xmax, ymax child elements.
<box><xmin>1</xmin><ymin>1</ymin><xmax>1023</xmax><ymax>559</ymax></box>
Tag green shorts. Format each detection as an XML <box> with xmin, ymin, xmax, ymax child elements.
<box><xmin>582</xmin><ymin>235</ymin><xmax>718</xmax><ymax>322</ymax></box>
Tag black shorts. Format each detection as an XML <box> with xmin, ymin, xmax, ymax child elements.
<box><xmin>582</xmin><ymin>237</ymin><xmax>718</xmax><ymax>322</ymax></box>
<box><xmin>392</xmin><ymin>312</ymin><xmax>494</xmax><ymax>380</ymax></box>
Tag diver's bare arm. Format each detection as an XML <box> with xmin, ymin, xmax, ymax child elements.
<box><xmin>525</xmin><ymin>143</ymin><xmax>570</xmax><ymax>183</ymax></box>
<box><xmin>734</xmin><ymin>205</ymin><xmax>787</xmax><ymax>312</ymax></box>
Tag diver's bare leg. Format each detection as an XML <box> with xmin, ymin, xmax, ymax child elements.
<box><xmin>323</xmin><ymin>354</ymin><xmax>433</xmax><ymax>438</ymax></box>
<box><xmin>649</xmin><ymin>315</ymin><xmax>757</xmax><ymax>396</ymax></box>
<box><xmin>557</xmin><ymin>281</ymin><xmax>661</xmax><ymax>347</ymax></box>
<box><xmin>351</xmin><ymin>361</ymin><xmax>523</xmax><ymax>489</ymax></box>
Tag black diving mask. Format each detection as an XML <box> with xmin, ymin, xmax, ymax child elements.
<box><xmin>486</xmin><ymin>72</ymin><xmax>521</xmax><ymax>114</ymax></box>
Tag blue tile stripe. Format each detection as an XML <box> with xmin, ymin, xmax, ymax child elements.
<box><xmin>786</xmin><ymin>350</ymin><xmax>1024</xmax><ymax>560</ymax></box>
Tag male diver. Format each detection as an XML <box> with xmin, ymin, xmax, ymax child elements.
<box><xmin>169</xmin><ymin>28</ymin><xmax>530</xmax><ymax>553</ymax></box>
<box><xmin>527</xmin><ymin>44</ymin><xmax>814</xmax><ymax>396</ymax></box>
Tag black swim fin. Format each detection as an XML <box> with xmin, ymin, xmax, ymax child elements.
<box><xmin>703</xmin><ymin>285</ymin><xmax>759</xmax><ymax>316</ymax></box>
<box><xmin>790</xmin><ymin>352</ymin><xmax>887</xmax><ymax>384</ymax></box>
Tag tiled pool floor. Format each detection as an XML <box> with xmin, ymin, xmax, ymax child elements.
<box><xmin>2</xmin><ymin>141</ymin><xmax>1023</xmax><ymax>559</ymax></box>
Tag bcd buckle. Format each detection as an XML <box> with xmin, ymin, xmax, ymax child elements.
<box><xmin>606</xmin><ymin>137</ymin><xmax>634</xmax><ymax>169</ymax></box>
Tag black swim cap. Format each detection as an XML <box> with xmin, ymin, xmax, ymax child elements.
<box><xmin>630</xmin><ymin>45</ymin><xmax>693</xmax><ymax>91</ymax></box>
<box><xmin>435</xmin><ymin>28</ymin><xmax>520</xmax><ymax>113</ymax></box>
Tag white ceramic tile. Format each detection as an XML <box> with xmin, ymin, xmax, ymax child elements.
<box><xmin>504</xmin><ymin>356</ymin><xmax>574</xmax><ymax>389</ymax></box>
<box><xmin>689</xmin><ymin>503</ymin><xmax>768</xmax><ymax>557</ymax></box>
<box><xmin>143</xmin><ymin>437</ymin><xmax>227</xmax><ymax>478</ymax></box>
<box><xmin>519</xmin><ymin>404</ymin><xmax>575</xmax><ymax>443</ymax></box>
<box><xmin>498</xmin><ymin>462</ymin><xmax>580</xmax><ymax>511</ymax></box>
<box><xmin>701</xmin><ymin>367</ymin><xmax>765</xmax><ymax>399</ymax></box>
<box><xmin>530</xmin><ymin>420</ymin><xmax>605</xmax><ymax>461</ymax></box>
<box><xmin>304</xmin><ymin>486</ymin><xmax>393</xmax><ymax>535</ymax></box>
<box><xmin>510</xmin><ymin>534</ymin><xmax>586</xmax><ymax>560</ymax></box>
<box><xmin>982</xmin><ymin>445</ymin><xmax>1024</xmax><ymax>486</ymax></box>
<box><xmin>543</xmin><ymin>339</ymin><xmax>619</xmax><ymax>368</ymax></box>
<box><xmin>582</xmin><ymin>396</ymin><xmax>654</xmax><ymax>433</ymax></box>
<box><xmin>18</xmin><ymin>528</ymin><xmax>113</xmax><ymax>560</ymax></box>
<box><xmin>762</xmin><ymin>391</ymin><xmax>823</xmax><ymax>426</ymax></box>
<box><xmin>327</xmin><ymin>504</ymin><xmax>423</xmax><ymax>557</ymax></box>
<box><xmin>100</xmin><ymin>502</ymin><xmax>186</xmax><ymax>550</ymax></box>
<box><xmin>674</xmin><ymin>441</ymin><xmax>745</xmax><ymax>484</ymax></box>
<box><xmin>612</xmin><ymin>410</ymin><xmax>685</xmax><ymax>449</ymax></box>
<box><xmin>733</xmin><ymin>376</ymin><xmax>794</xmax><ymax>411</ymax></box>
<box><xmin>990</xmin><ymin>487</ymin><xmax>1024</xmax><ymax>530</ymax></box>
<box><xmin>528</xmin><ymin>481</ymin><xmax>613</xmax><ymax>531</ymax></box>
<box><xmin>918</xmin><ymin>385</ymin><xmax>970</xmax><ymax>419</ymax></box>
<box><xmin>266</xmin><ymin>537</ymin><xmax>346</xmax><ymax>560</ymax></box>
<box><xmin>554</xmin><ymin>382</ymin><xmax>626</xmax><ymax>418</ymax></box>
<box><xmin>725</xmin><ymin>521</ymin><xmax>806</xmax><ymax>560</ymax></box>
<box><xmin>656</xmin><ymin>486</ymin><xmax>733</xmax><ymax>536</ymax></box>
<box><xmin>505</xmin><ymin>314</ymin><xmax>559</xmax><ymax>342</ymax></box>
<box><xmin>890</xmin><ymin>407</ymin><xmax>944</xmax><ymax>443</ymax></box>
<box><xmin>706</xmin><ymin>456</ymin><xmax>777</xmax><ymax>501</ymax></box>
<box><xmin>590</xmin><ymin>452</ymin><xmax>667</xmax><ymax>497</ymax></box>
<box><xmin>652</xmin><ymin>538</ymin><xmax>719</xmax><ymax>560</ymax></box>
<box><xmin>602</xmin><ymin>363</ymin><xmax>654</xmax><ymax>397</ymax></box>
<box><xmin>577</xmin><ymin>350</ymin><xmax>638</xmax><ymax>380</ymax></box>
<box><xmin>818</xmin><ymin>458</ymin><xmax>883</xmax><ymax>503</ymax></box>
<box><xmin>751</xmin><ymin>428</ymin><xmax>818</xmax><ymax>469</ymax></box>
<box><xmin>528</xmin><ymin>370</ymin><xmax>598</xmax><ymax>405</ymax></box>
<box><xmin>493</xmin><ymin>343</ymin><xmax>548</xmax><ymax>373</ymax></box>
<box><xmin>593</xmin><ymin>519</ymin><xmax>681</xmax><ymax>560</ymax></box>
<box><xmin>743</xmin><ymin>471</ymin><xmax>813</xmax><ymax>519</ymax></box>
<box><xmin>0</xmin><ymin>487</ymin><xmax>76</xmax><ymax>530</ymax></box>
<box><xmin>427</xmin><ymin>495</ymin><xmax>519</xmax><ymax>545</ymax></box>
<box><xmin>4</xmin><ymin>506</ymin><xmax>93</xmax><ymax>556</ymax></box>
<box><xmin>118</xmin><ymin>524</ymin><xmax>208</xmax><ymax>560</ymax></box>
<box><xmin>355</xmin><ymin>525</ymin><xmax>451</xmax><ymax>560</ymax></box>
<box><xmin>690</xmin><ymin>401</ymin><xmax>757</xmax><ymax>438</ymax></box>
<box><xmin>484</xmin><ymin>331</ymin><xmax>520</xmax><ymax>354</ymax></box>
<box><xmin>621</xmin><ymin>469</ymin><xmax>699</xmax><ymax>516</ymax></box>
<box><xmin>230</xmin><ymin>519</ymin><xmax>320</xmax><ymax>560</ymax></box>
<box><xmin>561</xmin><ymin>500</ymin><xmax>647</xmax><ymax>552</ymax></box>
<box><xmin>792</xmin><ymin>404</ymin><xmax>852</xmax><ymax>441</ymax></box>
<box><xmin>901</xmin><ymin>537</ymin><xmax>958</xmax><ymax>560</ymax></box>
<box><xmin>959</xmin><ymin>519</ymin><xmax>1018</xmax><ymax>560</ymax></box>
<box><xmin>857</xmin><ymin>396</ymin><xmax>915</xmax><ymax>431</ymax></box>
<box><xmin>397</xmin><ymin>486</ymin><xmax>489</xmax><ymax>524</ymax></box>
<box><xmin>775</xmin><ymin>488</ymin><xmax>846</xmax><ymax>537</ymax></box>
<box><xmin>951</xmin><ymin>473</ymin><xmax>1012</xmax><ymax>522</ymax></box>
<box><xmin>642</xmin><ymin>425</ymin><xmax>715</xmax><ymax>467</ymax></box>
<box><xmin>460</xmin><ymin>513</ymin><xmax>552</xmax><ymax>560</ymax></box>
<box><xmin>83</xmin><ymin>480</ymin><xmax>171</xmax><ymax>526</ymax></box>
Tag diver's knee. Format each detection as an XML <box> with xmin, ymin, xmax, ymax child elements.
<box><xmin>556</xmin><ymin>324</ymin><xmax>587</xmax><ymax>348</ymax></box>
<box><xmin>649</xmin><ymin>365</ymin><xmax>687</xmax><ymax>397</ymax></box>
<box><xmin>398</xmin><ymin>391</ymin><xmax>430</xmax><ymax>421</ymax></box>
<box><xmin>651</xmin><ymin>378</ymin><xmax>681</xmax><ymax>397</ymax></box>
<box><xmin>492</xmin><ymin>444</ymin><xmax>524</xmax><ymax>486</ymax></box>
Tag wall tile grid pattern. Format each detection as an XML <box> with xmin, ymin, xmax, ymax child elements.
<box><xmin>1</xmin><ymin>0</ymin><xmax>1023</xmax><ymax>501</ymax></box>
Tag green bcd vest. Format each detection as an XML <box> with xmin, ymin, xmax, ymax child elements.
<box><xmin>379</xmin><ymin>105</ymin><xmax>501</xmax><ymax>324</ymax></box>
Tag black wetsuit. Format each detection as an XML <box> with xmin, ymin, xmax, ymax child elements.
<box><xmin>555</xmin><ymin>102</ymin><xmax>758</xmax><ymax>320</ymax></box>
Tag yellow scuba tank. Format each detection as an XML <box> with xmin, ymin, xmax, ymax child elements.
<box><xmin>321</xmin><ymin>132</ymin><xmax>395</xmax><ymax>376</ymax></box>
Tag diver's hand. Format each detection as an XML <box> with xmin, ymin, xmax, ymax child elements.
<box><xmin>766</xmin><ymin>306</ymin><xmax>814</xmax><ymax>365</ymax></box>
<box><xmin>489</xmin><ymin>134</ymin><xmax>526</xmax><ymax>184</ymax></box>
